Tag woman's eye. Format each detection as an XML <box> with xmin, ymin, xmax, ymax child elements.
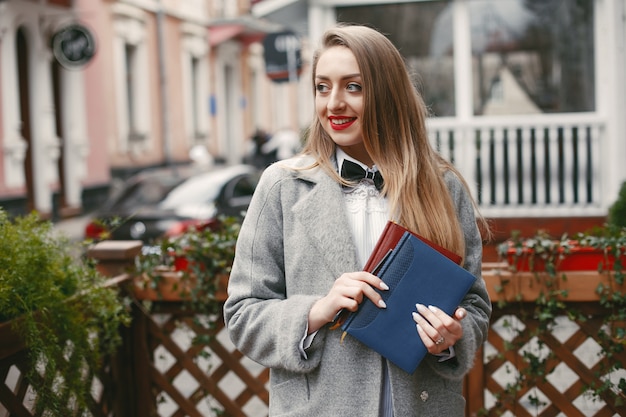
<box><xmin>316</xmin><ymin>84</ymin><xmax>330</xmax><ymax>93</ymax></box>
<box><xmin>347</xmin><ymin>83</ymin><xmax>362</xmax><ymax>92</ymax></box>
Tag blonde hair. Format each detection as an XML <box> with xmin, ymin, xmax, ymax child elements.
<box><xmin>302</xmin><ymin>24</ymin><xmax>487</xmax><ymax>257</ymax></box>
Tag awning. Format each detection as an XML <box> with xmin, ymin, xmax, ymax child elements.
<box><xmin>208</xmin><ymin>17</ymin><xmax>279</xmax><ymax>47</ymax></box>
<box><xmin>208</xmin><ymin>24</ymin><xmax>246</xmax><ymax>46</ymax></box>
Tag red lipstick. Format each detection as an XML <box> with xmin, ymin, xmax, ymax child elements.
<box><xmin>329</xmin><ymin>116</ymin><xmax>356</xmax><ymax>131</ymax></box>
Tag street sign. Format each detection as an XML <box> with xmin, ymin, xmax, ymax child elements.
<box><xmin>52</xmin><ymin>24</ymin><xmax>96</xmax><ymax>69</ymax></box>
<box><xmin>262</xmin><ymin>30</ymin><xmax>302</xmax><ymax>83</ymax></box>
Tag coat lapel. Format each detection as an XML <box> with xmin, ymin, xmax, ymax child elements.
<box><xmin>291</xmin><ymin>163</ymin><xmax>360</xmax><ymax>278</ymax></box>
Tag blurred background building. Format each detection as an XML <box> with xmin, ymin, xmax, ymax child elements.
<box><xmin>1</xmin><ymin>0</ymin><xmax>624</xmax><ymax>244</ymax></box>
<box><xmin>0</xmin><ymin>0</ymin><xmax>307</xmax><ymax>219</ymax></box>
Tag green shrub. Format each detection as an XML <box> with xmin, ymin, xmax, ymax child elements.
<box><xmin>608</xmin><ymin>180</ymin><xmax>626</xmax><ymax>228</ymax></box>
<box><xmin>0</xmin><ymin>210</ymin><xmax>129</xmax><ymax>415</ymax></box>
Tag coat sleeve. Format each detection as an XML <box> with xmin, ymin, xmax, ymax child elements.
<box><xmin>223</xmin><ymin>165</ymin><xmax>324</xmax><ymax>373</ymax></box>
<box><xmin>422</xmin><ymin>173</ymin><xmax>492</xmax><ymax>380</ymax></box>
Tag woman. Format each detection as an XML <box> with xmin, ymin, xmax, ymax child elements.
<box><xmin>224</xmin><ymin>24</ymin><xmax>491</xmax><ymax>416</ymax></box>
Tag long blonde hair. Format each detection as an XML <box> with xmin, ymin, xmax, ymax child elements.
<box><xmin>302</xmin><ymin>24</ymin><xmax>486</xmax><ymax>256</ymax></box>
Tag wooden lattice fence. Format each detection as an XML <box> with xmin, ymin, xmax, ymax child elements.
<box><xmin>0</xmin><ymin>287</ymin><xmax>123</xmax><ymax>417</ymax></box>
<box><xmin>132</xmin><ymin>300</ymin><xmax>270</xmax><ymax>417</ymax></box>
<box><xmin>465</xmin><ymin>267</ymin><xmax>626</xmax><ymax>417</ymax></box>
<box><xmin>466</xmin><ymin>302</ymin><xmax>626</xmax><ymax>416</ymax></box>
<box><xmin>2</xmin><ymin>242</ymin><xmax>626</xmax><ymax>417</ymax></box>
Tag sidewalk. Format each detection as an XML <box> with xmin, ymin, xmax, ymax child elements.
<box><xmin>52</xmin><ymin>214</ymin><xmax>91</xmax><ymax>242</ymax></box>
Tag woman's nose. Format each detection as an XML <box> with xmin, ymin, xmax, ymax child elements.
<box><xmin>328</xmin><ymin>89</ymin><xmax>345</xmax><ymax>111</ymax></box>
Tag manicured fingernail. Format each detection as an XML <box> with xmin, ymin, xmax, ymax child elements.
<box><xmin>416</xmin><ymin>303</ymin><xmax>426</xmax><ymax>312</ymax></box>
<box><xmin>412</xmin><ymin>312</ymin><xmax>420</xmax><ymax>322</ymax></box>
<box><xmin>380</xmin><ymin>282</ymin><xmax>389</xmax><ymax>290</ymax></box>
<box><xmin>458</xmin><ymin>309</ymin><xmax>466</xmax><ymax>319</ymax></box>
<box><xmin>378</xmin><ymin>299</ymin><xmax>387</xmax><ymax>308</ymax></box>
<box><xmin>428</xmin><ymin>305</ymin><xmax>439</xmax><ymax>313</ymax></box>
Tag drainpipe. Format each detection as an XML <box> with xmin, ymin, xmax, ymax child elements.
<box><xmin>156</xmin><ymin>0</ymin><xmax>172</xmax><ymax>167</ymax></box>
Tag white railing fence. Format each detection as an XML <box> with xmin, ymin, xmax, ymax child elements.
<box><xmin>428</xmin><ymin>113</ymin><xmax>607</xmax><ymax>218</ymax></box>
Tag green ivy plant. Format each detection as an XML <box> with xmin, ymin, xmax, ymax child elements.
<box><xmin>0</xmin><ymin>209</ymin><xmax>130</xmax><ymax>416</ymax></box>
<box><xmin>608</xmin><ymin>180</ymin><xmax>626</xmax><ymax>228</ymax></box>
<box><xmin>575</xmin><ymin>224</ymin><xmax>626</xmax><ymax>403</ymax></box>
<box><xmin>491</xmin><ymin>225</ymin><xmax>626</xmax><ymax>414</ymax></box>
<box><xmin>133</xmin><ymin>215</ymin><xmax>241</xmax><ymax>339</ymax></box>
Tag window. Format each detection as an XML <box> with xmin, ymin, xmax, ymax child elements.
<box><xmin>124</xmin><ymin>43</ymin><xmax>142</xmax><ymax>141</ymax></box>
<box><xmin>471</xmin><ymin>0</ymin><xmax>594</xmax><ymax>115</ymax></box>
<box><xmin>211</xmin><ymin>0</ymin><xmax>239</xmax><ymax>19</ymax></box>
<box><xmin>190</xmin><ymin>56</ymin><xmax>201</xmax><ymax>139</ymax></box>
<box><xmin>337</xmin><ymin>0</ymin><xmax>595</xmax><ymax>116</ymax></box>
<box><xmin>112</xmin><ymin>5</ymin><xmax>150</xmax><ymax>153</ymax></box>
<box><xmin>337</xmin><ymin>2</ymin><xmax>456</xmax><ymax>117</ymax></box>
<box><xmin>181</xmin><ymin>28</ymin><xmax>209</xmax><ymax>145</ymax></box>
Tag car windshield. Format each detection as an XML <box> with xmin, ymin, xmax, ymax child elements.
<box><xmin>158</xmin><ymin>166</ymin><xmax>251</xmax><ymax>209</ymax></box>
<box><xmin>108</xmin><ymin>174</ymin><xmax>185</xmax><ymax>211</ymax></box>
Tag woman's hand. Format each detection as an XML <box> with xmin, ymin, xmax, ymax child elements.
<box><xmin>308</xmin><ymin>271</ymin><xmax>389</xmax><ymax>334</ymax></box>
<box><xmin>412</xmin><ymin>304</ymin><xmax>467</xmax><ymax>354</ymax></box>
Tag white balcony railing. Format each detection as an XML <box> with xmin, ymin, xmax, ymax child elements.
<box><xmin>427</xmin><ymin>113</ymin><xmax>607</xmax><ymax>218</ymax></box>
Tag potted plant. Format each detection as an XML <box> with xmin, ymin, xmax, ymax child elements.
<box><xmin>132</xmin><ymin>215</ymin><xmax>240</xmax><ymax>306</ymax></box>
<box><xmin>0</xmin><ymin>210</ymin><xmax>130</xmax><ymax>416</ymax></box>
<box><xmin>498</xmin><ymin>228</ymin><xmax>626</xmax><ymax>273</ymax></box>
<box><xmin>499</xmin><ymin>180</ymin><xmax>626</xmax><ymax>275</ymax></box>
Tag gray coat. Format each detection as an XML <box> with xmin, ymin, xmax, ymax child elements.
<box><xmin>224</xmin><ymin>155</ymin><xmax>491</xmax><ymax>416</ymax></box>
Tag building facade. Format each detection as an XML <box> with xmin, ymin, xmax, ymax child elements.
<box><xmin>1</xmin><ymin>0</ymin><xmax>624</xmax><ymax>225</ymax></box>
<box><xmin>0</xmin><ymin>0</ymin><xmax>302</xmax><ymax>218</ymax></box>
<box><xmin>0</xmin><ymin>0</ymin><xmax>88</xmax><ymax>218</ymax></box>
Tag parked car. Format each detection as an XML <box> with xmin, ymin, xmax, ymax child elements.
<box><xmin>84</xmin><ymin>164</ymin><xmax>260</xmax><ymax>243</ymax></box>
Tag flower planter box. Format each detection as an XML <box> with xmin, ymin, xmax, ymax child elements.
<box><xmin>482</xmin><ymin>263</ymin><xmax>626</xmax><ymax>302</ymax></box>
<box><xmin>132</xmin><ymin>268</ymin><xmax>228</xmax><ymax>302</ymax></box>
<box><xmin>503</xmin><ymin>241</ymin><xmax>626</xmax><ymax>272</ymax></box>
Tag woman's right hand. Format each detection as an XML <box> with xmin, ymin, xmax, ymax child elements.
<box><xmin>308</xmin><ymin>272</ymin><xmax>389</xmax><ymax>334</ymax></box>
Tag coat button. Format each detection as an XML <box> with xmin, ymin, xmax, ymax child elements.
<box><xmin>420</xmin><ymin>391</ymin><xmax>429</xmax><ymax>402</ymax></box>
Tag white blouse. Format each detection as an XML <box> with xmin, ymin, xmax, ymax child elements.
<box><xmin>336</xmin><ymin>149</ymin><xmax>390</xmax><ymax>267</ymax></box>
<box><xmin>336</xmin><ymin>149</ymin><xmax>394</xmax><ymax>417</ymax></box>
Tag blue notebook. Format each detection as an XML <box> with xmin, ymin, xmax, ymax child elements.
<box><xmin>341</xmin><ymin>231</ymin><xmax>477</xmax><ymax>374</ymax></box>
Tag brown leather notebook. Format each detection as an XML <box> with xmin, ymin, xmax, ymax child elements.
<box><xmin>330</xmin><ymin>221</ymin><xmax>462</xmax><ymax>329</ymax></box>
<box><xmin>363</xmin><ymin>221</ymin><xmax>462</xmax><ymax>272</ymax></box>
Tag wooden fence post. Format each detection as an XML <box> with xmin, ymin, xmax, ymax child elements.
<box><xmin>87</xmin><ymin>240</ymin><xmax>143</xmax><ymax>277</ymax></box>
<box><xmin>87</xmin><ymin>240</ymin><xmax>150</xmax><ymax>417</ymax></box>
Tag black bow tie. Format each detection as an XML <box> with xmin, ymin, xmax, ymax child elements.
<box><xmin>340</xmin><ymin>159</ymin><xmax>384</xmax><ymax>191</ymax></box>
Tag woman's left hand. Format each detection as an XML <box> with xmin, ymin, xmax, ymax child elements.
<box><xmin>412</xmin><ymin>304</ymin><xmax>466</xmax><ymax>354</ymax></box>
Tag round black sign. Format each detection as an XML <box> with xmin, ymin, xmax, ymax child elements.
<box><xmin>262</xmin><ymin>30</ymin><xmax>302</xmax><ymax>83</ymax></box>
<box><xmin>52</xmin><ymin>24</ymin><xmax>96</xmax><ymax>69</ymax></box>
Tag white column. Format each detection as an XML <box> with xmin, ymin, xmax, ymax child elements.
<box><xmin>0</xmin><ymin>14</ymin><xmax>27</xmax><ymax>188</ymax></box>
<box><xmin>181</xmin><ymin>27</ymin><xmax>209</xmax><ymax>146</ymax></box>
<box><xmin>29</xmin><ymin>22</ymin><xmax>60</xmax><ymax>215</ymax></box>
<box><xmin>112</xmin><ymin>32</ymin><xmax>130</xmax><ymax>152</ymax></box>
<box><xmin>305</xmin><ymin>3</ymin><xmax>337</xmax><ymax>136</ymax></box>
<box><xmin>216</xmin><ymin>41</ymin><xmax>244</xmax><ymax>164</ymax></box>
<box><xmin>59</xmin><ymin>67</ymin><xmax>89</xmax><ymax>210</ymax></box>
<box><xmin>134</xmin><ymin>37</ymin><xmax>150</xmax><ymax>152</ymax></box>
<box><xmin>453</xmin><ymin>0</ymin><xmax>473</xmax><ymax>120</ymax></box>
<box><xmin>596</xmin><ymin>0</ymin><xmax>626</xmax><ymax>209</ymax></box>
<box><xmin>272</xmin><ymin>83</ymin><xmax>287</xmax><ymax>130</ymax></box>
<box><xmin>307</xmin><ymin>4</ymin><xmax>336</xmax><ymax>49</ymax></box>
<box><xmin>452</xmin><ymin>0</ymin><xmax>476</xmax><ymax>196</ymax></box>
